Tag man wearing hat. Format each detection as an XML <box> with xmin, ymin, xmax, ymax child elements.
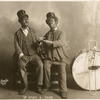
<box><xmin>42</xmin><ymin>12</ymin><xmax>70</xmax><ymax>98</ymax></box>
<box><xmin>13</xmin><ymin>9</ymin><xmax>44</xmax><ymax>95</ymax></box>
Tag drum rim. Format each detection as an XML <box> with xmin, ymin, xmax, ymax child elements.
<box><xmin>72</xmin><ymin>51</ymin><xmax>100</xmax><ymax>90</ymax></box>
<box><xmin>72</xmin><ymin>52</ymin><xmax>88</xmax><ymax>90</ymax></box>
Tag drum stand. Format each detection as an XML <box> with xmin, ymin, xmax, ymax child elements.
<box><xmin>88</xmin><ymin>51</ymin><xmax>100</xmax><ymax>95</ymax></box>
<box><xmin>88</xmin><ymin>65</ymin><xmax>99</xmax><ymax>95</ymax></box>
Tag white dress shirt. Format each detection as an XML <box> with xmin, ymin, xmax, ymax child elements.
<box><xmin>21</xmin><ymin>27</ymin><xmax>29</xmax><ymax>36</ymax></box>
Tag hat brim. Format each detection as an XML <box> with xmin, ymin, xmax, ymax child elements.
<box><xmin>19</xmin><ymin>14</ymin><xmax>29</xmax><ymax>20</ymax></box>
<box><xmin>46</xmin><ymin>16</ymin><xmax>58</xmax><ymax>25</ymax></box>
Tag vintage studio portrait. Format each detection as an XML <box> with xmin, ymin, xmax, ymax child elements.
<box><xmin>0</xmin><ymin>1</ymin><xmax>100</xmax><ymax>99</ymax></box>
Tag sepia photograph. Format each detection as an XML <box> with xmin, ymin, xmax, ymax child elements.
<box><xmin>0</xmin><ymin>0</ymin><xmax>100</xmax><ymax>99</ymax></box>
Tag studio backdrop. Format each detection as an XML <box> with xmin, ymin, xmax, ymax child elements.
<box><xmin>0</xmin><ymin>1</ymin><xmax>100</xmax><ymax>88</ymax></box>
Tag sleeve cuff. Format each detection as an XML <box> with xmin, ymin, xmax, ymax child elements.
<box><xmin>19</xmin><ymin>53</ymin><xmax>24</xmax><ymax>59</ymax></box>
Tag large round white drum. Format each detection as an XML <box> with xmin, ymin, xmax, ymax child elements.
<box><xmin>72</xmin><ymin>51</ymin><xmax>100</xmax><ymax>90</ymax></box>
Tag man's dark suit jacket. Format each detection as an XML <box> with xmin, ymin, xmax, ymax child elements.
<box><xmin>12</xmin><ymin>27</ymin><xmax>39</xmax><ymax>69</ymax></box>
<box><xmin>41</xmin><ymin>28</ymin><xmax>70</xmax><ymax>65</ymax></box>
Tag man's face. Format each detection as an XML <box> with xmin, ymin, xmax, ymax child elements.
<box><xmin>19</xmin><ymin>16</ymin><xmax>29</xmax><ymax>28</ymax></box>
<box><xmin>48</xmin><ymin>18</ymin><xmax>57</xmax><ymax>30</ymax></box>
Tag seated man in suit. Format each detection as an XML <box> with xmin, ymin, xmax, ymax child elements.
<box><xmin>42</xmin><ymin>12</ymin><xmax>70</xmax><ymax>99</ymax></box>
<box><xmin>13</xmin><ymin>9</ymin><xmax>44</xmax><ymax>95</ymax></box>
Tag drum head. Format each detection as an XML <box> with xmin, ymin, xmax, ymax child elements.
<box><xmin>72</xmin><ymin>51</ymin><xmax>100</xmax><ymax>90</ymax></box>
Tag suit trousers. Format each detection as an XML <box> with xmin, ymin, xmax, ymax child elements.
<box><xmin>44</xmin><ymin>60</ymin><xmax>67</xmax><ymax>93</ymax></box>
<box><xmin>18</xmin><ymin>54</ymin><xmax>43</xmax><ymax>88</ymax></box>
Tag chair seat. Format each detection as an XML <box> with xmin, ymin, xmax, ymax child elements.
<box><xmin>88</xmin><ymin>65</ymin><xmax>100</xmax><ymax>70</ymax></box>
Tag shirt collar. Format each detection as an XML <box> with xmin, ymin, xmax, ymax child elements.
<box><xmin>21</xmin><ymin>27</ymin><xmax>29</xmax><ymax>31</ymax></box>
<box><xmin>50</xmin><ymin>27</ymin><xmax>58</xmax><ymax>32</ymax></box>
<box><xmin>54</xmin><ymin>27</ymin><xmax>57</xmax><ymax>31</ymax></box>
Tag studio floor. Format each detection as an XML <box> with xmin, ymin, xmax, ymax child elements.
<box><xmin>0</xmin><ymin>72</ymin><xmax>100</xmax><ymax>99</ymax></box>
<box><xmin>0</xmin><ymin>87</ymin><xmax>100</xmax><ymax>99</ymax></box>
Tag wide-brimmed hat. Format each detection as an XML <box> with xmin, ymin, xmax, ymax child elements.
<box><xmin>17</xmin><ymin>9</ymin><xmax>28</xmax><ymax>20</ymax></box>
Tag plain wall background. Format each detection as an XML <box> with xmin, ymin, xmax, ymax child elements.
<box><xmin>0</xmin><ymin>1</ymin><xmax>100</xmax><ymax>88</ymax></box>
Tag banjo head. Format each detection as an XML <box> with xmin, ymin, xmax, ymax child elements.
<box><xmin>72</xmin><ymin>51</ymin><xmax>100</xmax><ymax>90</ymax></box>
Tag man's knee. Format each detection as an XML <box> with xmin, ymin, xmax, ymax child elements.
<box><xmin>18</xmin><ymin>59</ymin><xmax>27</xmax><ymax>71</ymax></box>
<box><xmin>18</xmin><ymin>59</ymin><xmax>25</xmax><ymax>66</ymax></box>
<box><xmin>59</xmin><ymin>62</ymin><xmax>66</xmax><ymax>68</ymax></box>
<box><xmin>31</xmin><ymin>55</ymin><xmax>43</xmax><ymax>68</ymax></box>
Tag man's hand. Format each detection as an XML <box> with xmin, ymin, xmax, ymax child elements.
<box><xmin>39</xmin><ymin>37</ymin><xmax>44</xmax><ymax>41</ymax></box>
<box><xmin>43</xmin><ymin>40</ymin><xmax>53</xmax><ymax>44</ymax></box>
<box><xmin>37</xmin><ymin>47</ymin><xmax>41</xmax><ymax>54</ymax></box>
<box><xmin>21</xmin><ymin>56</ymin><xmax>29</xmax><ymax>63</ymax></box>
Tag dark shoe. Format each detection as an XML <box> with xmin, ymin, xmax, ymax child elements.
<box><xmin>37</xmin><ymin>86</ymin><xmax>44</xmax><ymax>94</ymax></box>
<box><xmin>18</xmin><ymin>88</ymin><xmax>27</xmax><ymax>95</ymax></box>
<box><xmin>60</xmin><ymin>92</ymin><xmax>67</xmax><ymax>99</ymax></box>
<box><xmin>43</xmin><ymin>87</ymin><xmax>50</xmax><ymax>92</ymax></box>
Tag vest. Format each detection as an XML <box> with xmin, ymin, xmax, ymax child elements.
<box><xmin>22</xmin><ymin>30</ymin><xmax>37</xmax><ymax>56</ymax></box>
